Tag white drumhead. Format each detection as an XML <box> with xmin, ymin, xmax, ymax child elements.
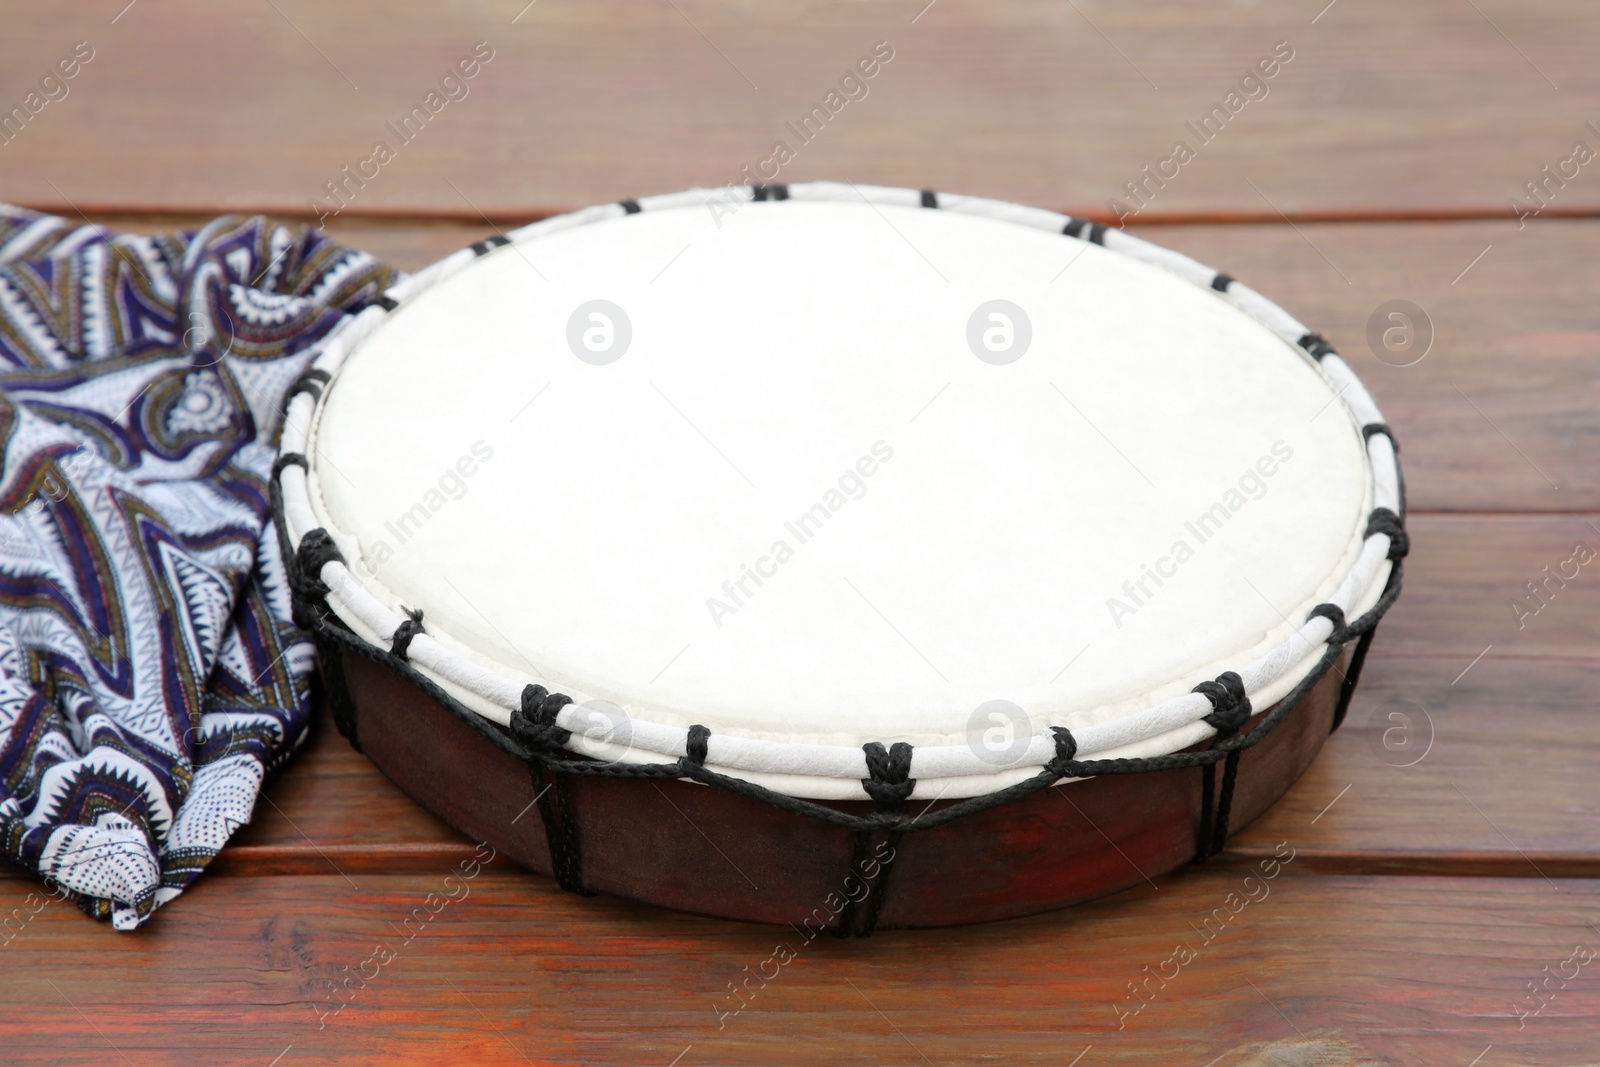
<box><xmin>290</xmin><ymin>184</ymin><xmax>1393</xmax><ymax>799</ymax></box>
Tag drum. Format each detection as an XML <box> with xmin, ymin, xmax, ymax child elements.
<box><xmin>272</xmin><ymin>183</ymin><xmax>1404</xmax><ymax>933</ymax></box>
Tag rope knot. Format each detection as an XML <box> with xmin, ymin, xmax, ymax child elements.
<box><xmin>1046</xmin><ymin>726</ymin><xmax>1078</xmax><ymax>776</ymax></box>
<box><xmin>389</xmin><ymin>607</ymin><xmax>425</xmax><ymax>660</ymax></box>
<box><xmin>1366</xmin><ymin>507</ymin><xmax>1409</xmax><ymax>560</ymax></box>
<box><xmin>1194</xmin><ymin>671</ymin><xmax>1252</xmax><ymax>739</ymax></box>
<box><xmin>511</xmin><ymin>684</ymin><xmax>572</xmax><ymax>749</ymax></box>
<box><xmin>1362</xmin><ymin>423</ymin><xmax>1398</xmax><ymax>451</ymax></box>
<box><xmin>293</xmin><ymin>528</ymin><xmax>344</xmax><ymax>603</ymax></box>
<box><xmin>684</xmin><ymin>724</ymin><xmax>711</xmax><ymax>767</ymax></box>
<box><xmin>1307</xmin><ymin>602</ymin><xmax>1349</xmax><ymax>644</ymax></box>
<box><xmin>861</xmin><ymin>741</ymin><xmax>916</xmax><ymax>806</ymax></box>
<box><xmin>1297</xmin><ymin>332</ymin><xmax>1335</xmax><ymax>360</ymax></box>
<box><xmin>271</xmin><ymin>452</ymin><xmax>308</xmax><ymax>482</ymax></box>
<box><xmin>281</xmin><ymin>368</ymin><xmax>331</xmax><ymax>418</ymax></box>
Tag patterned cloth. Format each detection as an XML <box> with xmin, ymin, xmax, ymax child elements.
<box><xmin>0</xmin><ymin>206</ymin><xmax>396</xmax><ymax>928</ymax></box>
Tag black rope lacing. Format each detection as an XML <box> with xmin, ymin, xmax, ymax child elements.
<box><xmin>292</xmin><ymin>558</ymin><xmax>1398</xmax><ymax>928</ymax></box>
<box><xmin>281</xmin><ymin>491</ymin><xmax>1402</xmax><ymax>932</ymax></box>
<box><xmin>835</xmin><ymin>741</ymin><xmax>915</xmax><ymax>937</ymax></box>
<box><xmin>278</xmin><ymin>521</ymin><xmax>362</xmax><ymax>748</ymax></box>
<box><xmin>1366</xmin><ymin>507</ymin><xmax>1409</xmax><ymax>560</ymax></box>
<box><xmin>1047</xmin><ymin>725</ymin><xmax>1079</xmax><ymax>771</ymax></box>
<box><xmin>509</xmin><ymin>685</ymin><xmax>588</xmax><ymax>894</ymax></box>
<box><xmin>280</xmin><ymin>368</ymin><xmax>331</xmax><ymax>421</ymax></box>
<box><xmin>389</xmin><ymin>608</ymin><xmax>425</xmax><ymax>661</ymax></box>
<box><xmin>289</xmin><ymin>527</ymin><xmax>343</xmax><ymax>629</ymax></box>
<box><xmin>1192</xmin><ymin>671</ymin><xmax>1251</xmax><ymax>862</ymax></box>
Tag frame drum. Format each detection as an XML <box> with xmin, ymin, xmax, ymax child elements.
<box><xmin>272</xmin><ymin>183</ymin><xmax>1404</xmax><ymax>932</ymax></box>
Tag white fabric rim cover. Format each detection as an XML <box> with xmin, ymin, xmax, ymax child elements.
<box><xmin>281</xmin><ymin>183</ymin><xmax>1398</xmax><ymax>800</ymax></box>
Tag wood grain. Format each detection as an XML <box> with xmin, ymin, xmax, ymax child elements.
<box><xmin>2</xmin><ymin>1</ymin><xmax>1596</xmax><ymax>219</ymax></box>
<box><xmin>1144</xmin><ymin>220</ymin><xmax>1600</xmax><ymax>514</ymax></box>
<box><xmin>0</xmin><ymin>868</ymin><xmax>1594</xmax><ymax>1065</ymax></box>
<box><xmin>1234</xmin><ymin>654</ymin><xmax>1600</xmax><ymax>867</ymax></box>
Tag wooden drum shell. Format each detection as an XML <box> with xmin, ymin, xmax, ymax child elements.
<box><xmin>329</xmin><ymin>644</ymin><xmax>1341</xmax><ymax>929</ymax></box>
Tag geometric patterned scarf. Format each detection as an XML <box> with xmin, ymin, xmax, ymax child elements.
<box><xmin>0</xmin><ymin>206</ymin><xmax>396</xmax><ymax>928</ymax></box>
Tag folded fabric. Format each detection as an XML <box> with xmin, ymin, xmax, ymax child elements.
<box><xmin>0</xmin><ymin>207</ymin><xmax>396</xmax><ymax>928</ymax></box>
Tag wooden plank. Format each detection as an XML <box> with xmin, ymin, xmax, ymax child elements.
<box><xmin>2</xmin><ymin>1</ymin><xmax>1598</xmax><ymax>218</ymax></box>
<box><xmin>228</xmin><ymin>723</ymin><xmax>469</xmax><ymax>875</ymax></box>
<box><xmin>1142</xmin><ymin>220</ymin><xmax>1600</xmax><ymax>514</ymax></box>
<box><xmin>1379</xmin><ymin>515</ymin><xmax>1600</xmax><ymax>663</ymax></box>
<box><xmin>1231</xmin><ymin>654</ymin><xmax>1600</xmax><ymax>869</ymax></box>
<box><xmin>218</xmin><ymin>513</ymin><xmax>1600</xmax><ymax>876</ymax></box>
<box><xmin>0</xmin><ymin>868</ymin><xmax>1593</xmax><ymax>1064</ymax></box>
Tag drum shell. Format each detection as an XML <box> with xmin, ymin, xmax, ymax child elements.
<box><xmin>327</xmin><ymin>641</ymin><xmax>1341</xmax><ymax>929</ymax></box>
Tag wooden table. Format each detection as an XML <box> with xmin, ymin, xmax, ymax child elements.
<box><xmin>3</xmin><ymin>2</ymin><xmax>1598</xmax><ymax>1063</ymax></box>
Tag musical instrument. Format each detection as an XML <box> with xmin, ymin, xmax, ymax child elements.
<box><xmin>273</xmin><ymin>182</ymin><xmax>1404</xmax><ymax>933</ymax></box>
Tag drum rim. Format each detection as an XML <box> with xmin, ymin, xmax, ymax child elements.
<box><xmin>272</xmin><ymin>181</ymin><xmax>1406</xmax><ymax>801</ymax></box>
